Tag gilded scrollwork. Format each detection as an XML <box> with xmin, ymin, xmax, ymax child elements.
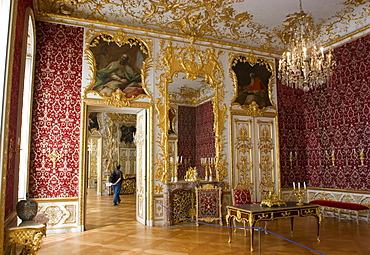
<box><xmin>258</xmin><ymin>154</ymin><xmax>274</xmax><ymax>199</ymax></box>
<box><xmin>235</xmin><ymin>126</ymin><xmax>252</xmax><ymax>154</ymax></box>
<box><xmin>257</xmin><ymin>122</ymin><xmax>275</xmax><ymax>199</ymax></box>
<box><xmin>257</xmin><ymin>124</ymin><xmax>274</xmax><ymax>154</ymax></box>
<box><xmin>236</xmin><ymin>156</ymin><xmax>253</xmax><ymax>191</ymax></box>
<box><xmin>84</xmin><ymin>30</ymin><xmax>152</xmax><ymax>107</ymax></box>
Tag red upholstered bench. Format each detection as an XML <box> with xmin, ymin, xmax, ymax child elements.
<box><xmin>309</xmin><ymin>200</ymin><xmax>370</xmax><ymax>225</ymax></box>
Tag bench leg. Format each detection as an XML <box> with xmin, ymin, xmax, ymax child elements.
<box><xmin>356</xmin><ymin>211</ymin><xmax>359</xmax><ymax>225</ymax></box>
<box><xmin>338</xmin><ymin>209</ymin><xmax>341</xmax><ymax>222</ymax></box>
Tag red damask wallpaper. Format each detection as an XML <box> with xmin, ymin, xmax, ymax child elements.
<box><xmin>278</xmin><ymin>33</ymin><xmax>370</xmax><ymax>191</ymax></box>
<box><xmin>178</xmin><ymin>106</ymin><xmax>196</xmax><ymax>179</ymax></box>
<box><xmin>195</xmin><ymin>101</ymin><xmax>215</xmax><ymax>177</ymax></box>
<box><xmin>177</xmin><ymin>101</ymin><xmax>215</xmax><ymax>179</ymax></box>
<box><xmin>5</xmin><ymin>0</ymin><xmax>34</xmax><ymax>218</ymax></box>
<box><xmin>29</xmin><ymin>21</ymin><xmax>83</xmax><ymax>198</ymax></box>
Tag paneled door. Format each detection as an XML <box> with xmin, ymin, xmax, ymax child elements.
<box><xmin>231</xmin><ymin>114</ymin><xmax>280</xmax><ymax>202</ymax></box>
<box><xmin>135</xmin><ymin>109</ymin><xmax>149</xmax><ymax>225</ymax></box>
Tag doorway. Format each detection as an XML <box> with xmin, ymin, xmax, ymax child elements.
<box><xmin>82</xmin><ymin>105</ymin><xmax>151</xmax><ymax>230</ymax></box>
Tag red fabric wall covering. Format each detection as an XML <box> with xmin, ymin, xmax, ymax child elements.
<box><xmin>177</xmin><ymin>101</ymin><xmax>215</xmax><ymax>179</ymax></box>
<box><xmin>177</xmin><ymin>106</ymin><xmax>196</xmax><ymax>179</ymax></box>
<box><xmin>195</xmin><ymin>101</ymin><xmax>215</xmax><ymax>178</ymax></box>
<box><xmin>278</xmin><ymin>33</ymin><xmax>370</xmax><ymax>190</ymax></box>
<box><xmin>29</xmin><ymin>21</ymin><xmax>83</xmax><ymax>198</ymax></box>
<box><xmin>5</xmin><ymin>0</ymin><xmax>34</xmax><ymax>218</ymax></box>
<box><xmin>277</xmin><ymin>83</ymin><xmax>307</xmax><ymax>188</ymax></box>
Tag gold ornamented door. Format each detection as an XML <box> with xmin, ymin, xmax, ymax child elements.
<box><xmin>135</xmin><ymin>109</ymin><xmax>149</xmax><ymax>225</ymax></box>
<box><xmin>231</xmin><ymin>114</ymin><xmax>280</xmax><ymax>202</ymax></box>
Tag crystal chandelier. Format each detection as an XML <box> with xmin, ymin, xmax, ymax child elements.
<box><xmin>278</xmin><ymin>0</ymin><xmax>334</xmax><ymax>91</ymax></box>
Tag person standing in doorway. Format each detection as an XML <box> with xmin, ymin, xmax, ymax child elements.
<box><xmin>111</xmin><ymin>165</ymin><xmax>123</xmax><ymax>205</ymax></box>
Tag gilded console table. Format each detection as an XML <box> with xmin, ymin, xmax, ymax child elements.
<box><xmin>4</xmin><ymin>221</ymin><xmax>46</xmax><ymax>255</ymax></box>
<box><xmin>226</xmin><ymin>202</ymin><xmax>321</xmax><ymax>252</ymax></box>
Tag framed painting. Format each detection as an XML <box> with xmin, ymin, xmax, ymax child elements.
<box><xmin>85</xmin><ymin>32</ymin><xmax>151</xmax><ymax>102</ymax></box>
<box><xmin>231</xmin><ymin>55</ymin><xmax>273</xmax><ymax>109</ymax></box>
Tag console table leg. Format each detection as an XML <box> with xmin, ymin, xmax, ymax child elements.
<box><xmin>290</xmin><ymin>217</ymin><xmax>294</xmax><ymax>236</ymax></box>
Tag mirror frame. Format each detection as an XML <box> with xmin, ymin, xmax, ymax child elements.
<box><xmin>154</xmin><ymin>41</ymin><xmax>228</xmax><ymax>185</ymax></box>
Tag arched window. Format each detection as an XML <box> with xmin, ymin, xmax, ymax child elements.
<box><xmin>18</xmin><ymin>10</ymin><xmax>36</xmax><ymax>200</ymax></box>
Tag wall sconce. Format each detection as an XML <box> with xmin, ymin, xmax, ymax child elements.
<box><xmin>353</xmin><ymin>149</ymin><xmax>365</xmax><ymax>166</ymax></box>
<box><xmin>289</xmin><ymin>151</ymin><xmax>297</xmax><ymax>168</ymax></box>
<box><xmin>47</xmin><ymin>149</ymin><xmax>63</xmax><ymax>169</ymax></box>
<box><xmin>325</xmin><ymin>150</ymin><xmax>335</xmax><ymax>166</ymax></box>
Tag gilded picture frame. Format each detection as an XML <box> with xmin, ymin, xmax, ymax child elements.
<box><xmin>84</xmin><ymin>31</ymin><xmax>151</xmax><ymax>107</ymax></box>
<box><xmin>231</xmin><ymin>55</ymin><xmax>273</xmax><ymax>110</ymax></box>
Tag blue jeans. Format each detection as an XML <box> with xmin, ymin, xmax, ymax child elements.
<box><xmin>112</xmin><ymin>182</ymin><xmax>122</xmax><ymax>204</ymax></box>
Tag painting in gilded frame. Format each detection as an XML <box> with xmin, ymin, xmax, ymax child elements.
<box><xmin>232</xmin><ymin>56</ymin><xmax>272</xmax><ymax>109</ymax></box>
<box><xmin>88</xmin><ymin>37</ymin><xmax>149</xmax><ymax>99</ymax></box>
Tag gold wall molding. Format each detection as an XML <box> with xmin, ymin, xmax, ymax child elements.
<box><xmin>34</xmin><ymin>198</ymin><xmax>78</xmax><ymax>202</ymax></box>
<box><xmin>83</xmin><ymin>29</ymin><xmax>153</xmax><ymax>107</ymax></box>
<box><xmin>36</xmin><ymin>201</ymin><xmax>77</xmax><ymax>229</ymax></box>
<box><xmin>308</xmin><ymin>187</ymin><xmax>370</xmax><ymax>195</ymax></box>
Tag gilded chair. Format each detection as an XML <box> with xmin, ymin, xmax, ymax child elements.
<box><xmin>232</xmin><ymin>188</ymin><xmax>252</xmax><ymax>236</ymax></box>
<box><xmin>232</xmin><ymin>188</ymin><xmax>252</xmax><ymax>206</ymax></box>
<box><xmin>231</xmin><ymin>187</ymin><xmax>267</xmax><ymax>235</ymax></box>
<box><xmin>195</xmin><ymin>184</ymin><xmax>223</xmax><ymax>226</ymax></box>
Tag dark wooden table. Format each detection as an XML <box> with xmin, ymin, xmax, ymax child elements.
<box><xmin>226</xmin><ymin>202</ymin><xmax>322</xmax><ymax>252</ymax></box>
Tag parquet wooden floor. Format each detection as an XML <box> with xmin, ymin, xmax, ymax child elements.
<box><xmin>33</xmin><ymin>189</ymin><xmax>370</xmax><ymax>254</ymax></box>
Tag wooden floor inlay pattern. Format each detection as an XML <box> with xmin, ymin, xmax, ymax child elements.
<box><xmin>30</xmin><ymin>189</ymin><xmax>370</xmax><ymax>254</ymax></box>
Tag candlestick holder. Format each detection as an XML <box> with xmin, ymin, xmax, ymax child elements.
<box><xmin>170</xmin><ymin>156</ymin><xmax>182</xmax><ymax>182</ymax></box>
<box><xmin>201</xmin><ymin>157</ymin><xmax>215</xmax><ymax>181</ymax></box>
<box><xmin>353</xmin><ymin>149</ymin><xmax>365</xmax><ymax>166</ymax></box>
<box><xmin>292</xmin><ymin>182</ymin><xmax>306</xmax><ymax>206</ymax></box>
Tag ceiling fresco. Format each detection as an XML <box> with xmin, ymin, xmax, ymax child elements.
<box><xmin>36</xmin><ymin>0</ymin><xmax>370</xmax><ymax>53</ymax></box>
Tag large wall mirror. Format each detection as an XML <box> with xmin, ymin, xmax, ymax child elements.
<box><xmin>168</xmin><ymin>73</ymin><xmax>216</xmax><ymax>181</ymax></box>
<box><xmin>156</xmin><ymin>42</ymin><xmax>227</xmax><ymax>183</ymax></box>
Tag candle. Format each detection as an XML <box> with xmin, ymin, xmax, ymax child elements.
<box><xmin>293</xmin><ymin>182</ymin><xmax>295</xmax><ymax>189</ymax></box>
<box><xmin>298</xmin><ymin>182</ymin><xmax>300</xmax><ymax>189</ymax></box>
<box><xmin>304</xmin><ymin>182</ymin><xmax>306</xmax><ymax>189</ymax></box>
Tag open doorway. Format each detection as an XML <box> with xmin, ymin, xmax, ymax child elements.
<box><xmin>83</xmin><ymin>105</ymin><xmax>150</xmax><ymax>230</ymax></box>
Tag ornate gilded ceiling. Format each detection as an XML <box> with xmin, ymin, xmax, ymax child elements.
<box><xmin>37</xmin><ymin>0</ymin><xmax>369</xmax><ymax>53</ymax></box>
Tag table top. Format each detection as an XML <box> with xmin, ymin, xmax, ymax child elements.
<box><xmin>227</xmin><ymin>201</ymin><xmax>319</xmax><ymax>213</ymax></box>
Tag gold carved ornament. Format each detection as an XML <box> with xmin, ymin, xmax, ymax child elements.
<box><xmin>154</xmin><ymin>40</ymin><xmax>228</xmax><ymax>184</ymax></box>
<box><xmin>84</xmin><ymin>30</ymin><xmax>152</xmax><ymax>108</ymax></box>
<box><xmin>5</xmin><ymin>225</ymin><xmax>46</xmax><ymax>255</ymax></box>
<box><xmin>257</xmin><ymin>125</ymin><xmax>276</xmax><ymax>198</ymax></box>
<box><xmin>234</xmin><ymin>125</ymin><xmax>254</xmax><ymax>190</ymax></box>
